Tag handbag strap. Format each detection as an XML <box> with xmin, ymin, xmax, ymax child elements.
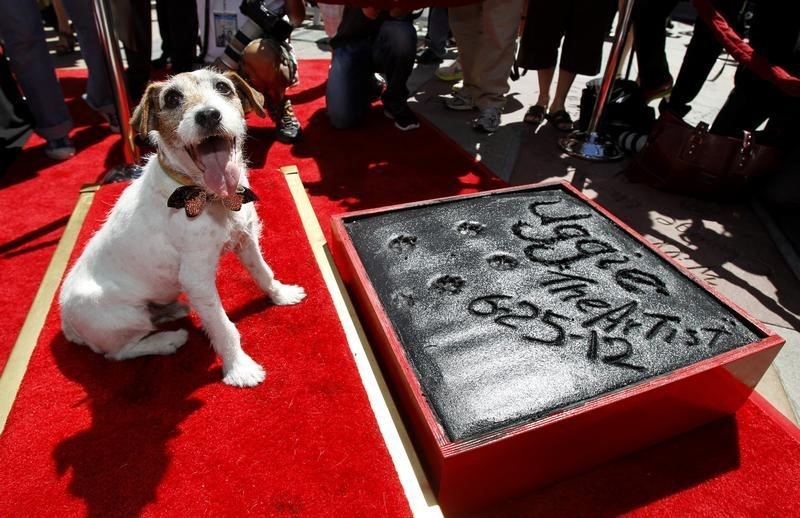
<box><xmin>686</xmin><ymin>122</ymin><xmax>709</xmax><ymax>159</ymax></box>
<box><xmin>737</xmin><ymin>130</ymin><xmax>754</xmax><ymax>168</ymax></box>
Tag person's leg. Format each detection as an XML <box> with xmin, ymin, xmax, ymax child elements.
<box><xmin>518</xmin><ymin>0</ymin><xmax>564</xmax><ymax>123</ymax></box>
<box><xmin>0</xmin><ymin>0</ymin><xmax>72</xmax><ymax>141</ymax></box>
<box><xmin>667</xmin><ymin>0</ymin><xmax>743</xmax><ymax>114</ymax></box>
<box><xmin>633</xmin><ymin>0</ymin><xmax>680</xmax><ymax>95</ymax></box>
<box><xmin>549</xmin><ymin>0</ymin><xmax>614</xmax><ymax>130</ymax></box>
<box><xmin>535</xmin><ymin>67</ymin><xmax>555</xmax><ymax>108</ymax></box>
<box><xmin>154</xmin><ymin>0</ymin><xmax>171</xmax><ymax>66</ymax></box>
<box><xmin>62</xmin><ymin>0</ymin><xmax>117</xmax><ymax>119</ymax></box>
<box><xmin>164</xmin><ymin>0</ymin><xmax>198</xmax><ymax>72</ymax></box>
<box><xmin>448</xmin><ymin>2</ymin><xmax>482</xmax><ymax>104</ymax></box>
<box><xmin>710</xmin><ymin>68</ymin><xmax>771</xmax><ymax>138</ymax></box>
<box><xmin>372</xmin><ymin>19</ymin><xmax>417</xmax><ymax>112</ymax></box>
<box><xmin>326</xmin><ymin>40</ymin><xmax>373</xmax><ymax>129</ymax></box>
<box><xmin>120</xmin><ymin>0</ymin><xmax>153</xmax><ymax>103</ymax></box>
<box><xmin>471</xmin><ymin>0</ymin><xmax>525</xmax><ymax>110</ymax></box>
<box><xmin>243</xmin><ymin>40</ymin><xmax>290</xmax><ymax>112</ymax></box>
<box><xmin>549</xmin><ymin>70</ymin><xmax>576</xmax><ymax>113</ymax></box>
<box><xmin>53</xmin><ymin>0</ymin><xmax>76</xmax><ymax>54</ymax></box>
<box><xmin>426</xmin><ymin>7</ymin><xmax>449</xmax><ymax>59</ymax></box>
<box><xmin>242</xmin><ymin>38</ymin><xmax>300</xmax><ymax>142</ymax></box>
<box><xmin>373</xmin><ymin>19</ymin><xmax>419</xmax><ymax>129</ymax></box>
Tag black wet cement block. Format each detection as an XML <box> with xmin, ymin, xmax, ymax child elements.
<box><xmin>343</xmin><ymin>185</ymin><xmax>761</xmax><ymax>442</ymax></box>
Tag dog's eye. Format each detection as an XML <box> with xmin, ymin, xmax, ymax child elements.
<box><xmin>215</xmin><ymin>81</ymin><xmax>233</xmax><ymax>96</ymax></box>
<box><xmin>164</xmin><ymin>89</ymin><xmax>183</xmax><ymax>109</ymax></box>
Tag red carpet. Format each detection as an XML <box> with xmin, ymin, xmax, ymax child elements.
<box><xmin>0</xmin><ymin>175</ymin><xmax>411</xmax><ymax>516</ymax></box>
<box><xmin>0</xmin><ymin>69</ymin><xmax>121</xmax><ymax>372</ymax></box>
<box><xmin>0</xmin><ymin>60</ymin><xmax>501</xmax><ymax>517</ymax></box>
<box><xmin>1</xmin><ymin>61</ymin><xmax>800</xmax><ymax>516</ymax></box>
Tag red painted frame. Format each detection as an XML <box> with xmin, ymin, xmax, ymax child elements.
<box><xmin>330</xmin><ymin>181</ymin><xmax>785</xmax><ymax>512</ymax></box>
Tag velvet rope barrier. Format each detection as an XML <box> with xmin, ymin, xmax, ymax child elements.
<box><xmin>692</xmin><ymin>0</ymin><xmax>800</xmax><ymax>97</ymax></box>
<box><xmin>557</xmin><ymin>0</ymin><xmax>637</xmax><ymax>161</ymax></box>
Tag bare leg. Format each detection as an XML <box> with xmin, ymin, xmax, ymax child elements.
<box><xmin>536</xmin><ymin>67</ymin><xmax>555</xmax><ymax>107</ymax></box>
<box><xmin>549</xmin><ymin>69</ymin><xmax>576</xmax><ymax>113</ymax></box>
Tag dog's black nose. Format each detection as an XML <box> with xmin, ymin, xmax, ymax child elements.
<box><xmin>195</xmin><ymin>107</ymin><xmax>222</xmax><ymax>130</ymax></box>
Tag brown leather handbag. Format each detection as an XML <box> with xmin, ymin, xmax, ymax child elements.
<box><xmin>627</xmin><ymin>111</ymin><xmax>783</xmax><ymax>199</ymax></box>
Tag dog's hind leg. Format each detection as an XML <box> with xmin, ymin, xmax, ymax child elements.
<box><xmin>234</xmin><ymin>231</ymin><xmax>306</xmax><ymax>306</ymax></box>
<box><xmin>106</xmin><ymin>329</ymin><xmax>189</xmax><ymax>360</ymax></box>
<box><xmin>149</xmin><ymin>301</ymin><xmax>191</xmax><ymax>325</ymax></box>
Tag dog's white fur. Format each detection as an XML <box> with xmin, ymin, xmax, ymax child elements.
<box><xmin>59</xmin><ymin>69</ymin><xmax>305</xmax><ymax>387</ymax></box>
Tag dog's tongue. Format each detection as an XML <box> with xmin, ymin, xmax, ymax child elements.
<box><xmin>197</xmin><ymin>137</ymin><xmax>239</xmax><ymax>196</ymax></box>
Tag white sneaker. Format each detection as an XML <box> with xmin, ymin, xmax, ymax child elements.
<box><xmin>472</xmin><ymin>106</ymin><xmax>502</xmax><ymax>133</ymax></box>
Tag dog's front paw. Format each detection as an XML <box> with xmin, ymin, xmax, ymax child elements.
<box><xmin>222</xmin><ymin>354</ymin><xmax>266</xmax><ymax>388</ymax></box>
<box><xmin>269</xmin><ymin>282</ymin><xmax>306</xmax><ymax>306</ymax></box>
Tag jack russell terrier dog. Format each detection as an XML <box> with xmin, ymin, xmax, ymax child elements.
<box><xmin>59</xmin><ymin>69</ymin><xmax>305</xmax><ymax>387</ymax></box>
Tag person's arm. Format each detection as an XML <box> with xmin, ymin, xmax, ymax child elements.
<box><xmin>286</xmin><ymin>0</ymin><xmax>306</xmax><ymax>28</ymax></box>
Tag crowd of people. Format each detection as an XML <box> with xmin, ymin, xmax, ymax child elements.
<box><xmin>1</xmin><ymin>2</ymin><xmax>798</xmax><ymax>189</ymax></box>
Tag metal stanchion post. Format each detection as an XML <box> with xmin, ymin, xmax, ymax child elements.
<box><xmin>91</xmin><ymin>0</ymin><xmax>142</xmax><ymax>182</ymax></box>
<box><xmin>558</xmin><ymin>0</ymin><xmax>636</xmax><ymax>161</ymax></box>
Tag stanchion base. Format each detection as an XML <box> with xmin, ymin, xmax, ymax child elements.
<box><xmin>558</xmin><ymin>131</ymin><xmax>624</xmax><ymax>162</ymax></box>
<box><xmin>102</xmin><ymin>163</ymin><xmax>143</xmax><ymax>184</ymax></box>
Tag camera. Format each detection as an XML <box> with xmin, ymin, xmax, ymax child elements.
<box><xmin>216</xmin><ymin>0</ymin><xmax>293</xmax><ymax>71</ymax></box>
<box><xmin>240</xmin><ymin>0</ymin><xmax>293</xmax><ymax>40</ymax></box>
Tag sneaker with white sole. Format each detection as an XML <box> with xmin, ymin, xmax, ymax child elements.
<box><xmin>276</xmin><ymin>99</ymin><xmax>302</xmax><ymax>143</ymax></box>
<box><xmin>384</xmin><ymin>104</ymin><xmax>420</xmax><ymax>131</ymax></box>
<box><xmin>45</xmin><ymin>136</ymin><xmax>76</xmax><ymax>160</ymax></box>
<box><xmin>472</xmin><ymin>106</ymin><xmax>502</xmax><ymax>133</ymax></box>
<box><xmin>444</xmin><ymin>91</ymin><xmax>475</xmax><ymax>111</ymax></box>
<box><xmin>435</xmin><ymin>60</ymin><xmax>463</xmax><ymax>82</ymax></box>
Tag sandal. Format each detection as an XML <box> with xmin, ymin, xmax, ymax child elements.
<box><xmin>55</xmin><ymin>31</ymin><xmax>76</xmax><ymax>56</ymax></box>
<box><xmin>546</xmin><ymin>109</ymin><xmax>574</xmax><ymax>132</ymax></box>
<box><xmin>523</xmin><ymin>105</ymin><xmax>547</xmax><ymax>125</ymax></box>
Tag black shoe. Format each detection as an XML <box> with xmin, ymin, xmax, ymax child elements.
<box><xmin>384</xmin><ymin>104</ymin><xmax>420</xmax><ymax>131</ymax></box>
<box><xmin>658</xmin><ymin>98</ymin><xmax>690</xmax><ymax>118</ymax></box>
<box><xmin>152</xmin><ymin>54</ymin><xmax>169</xmax><ymax>69</ymax></box>
<box><xmin>276</xmin><ymin>99</ymin><xmax>302</xmax><ymax>143</ymax></box>
<box><xmin>417</xmin><ymin>48</ymin><xmax>444</xmax><ymax>65</ymax></box>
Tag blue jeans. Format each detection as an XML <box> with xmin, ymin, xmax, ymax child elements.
<box><xmin>0</xmin><ymin>0</ymin><xmax>115</xmax><ymax>140</ymax></box>
<box><xmin>426</xmin><ymin>8</ymin><xmax>449</xmax><ymax>59</ymax></box>
<box><xmin>326</xmin><ymin>19</ymin><xmax>416</xmax><ymax>129</ymax></box>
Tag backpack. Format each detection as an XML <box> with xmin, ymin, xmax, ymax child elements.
<box><xmin>578</xmin><ymin>78</ymin><xmax>655</xmax><ymax>137</ymax></box>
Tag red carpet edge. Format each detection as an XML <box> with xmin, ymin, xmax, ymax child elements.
<box><xmin>280</xmin><ymin>165</ymin><xmax>441</xmax><ymax>515</ymax></box>
<box><xmin>0</xmin><ymin>184</ymin><xmax>99</xmax><ymax>432</ymax></box>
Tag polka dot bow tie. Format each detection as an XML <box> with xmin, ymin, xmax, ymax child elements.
<box><xmin>167</xmin><ymin>185</ymin><xmax>259</xmax><ymax>218</ymax></box>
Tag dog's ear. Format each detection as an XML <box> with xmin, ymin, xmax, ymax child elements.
<box><xmin>224</xmin><ymin>71</ymin><xmax>266</xmax><ymax>118</ymax></box>
<box><xmin>130</xmin><ymin>82</ymin><xmax>164</xmax><ymax>135</ymax></box>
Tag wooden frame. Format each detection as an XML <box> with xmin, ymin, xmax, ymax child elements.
<box><xmin>330</xmin><ymin>180</ymin><xmax>785</xmax><ymax>512</ymax></box>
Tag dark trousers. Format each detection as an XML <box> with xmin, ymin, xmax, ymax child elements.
<box><xmin>326</xmin><ymin>20</ymin><xmax>417</xmax><ymax>129</ymax></box>
<box><xmin>667</xmin><ymin>0</ymin><xmax>745</xmax><ymax>114</ymax></box>
<box><xmin>633</xmin><ymin>0</ymin><xmax>680</xmax><ymax>90</ymax></box>
<box><xmin>124</xmin><ymin>0</ymin><xmax>197</xmax><ymax>102</ymax></box>
<box><xmin>156</xmin><ymin>0</ymin><xmax>199</xmax><ymax>73</ymax></box>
